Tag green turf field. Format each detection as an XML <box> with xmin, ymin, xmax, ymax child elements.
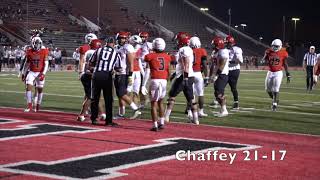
<box><xmin>0</xmin><ymin>71</ymin><xmax>319</xmax><ymax>135</ymax></box>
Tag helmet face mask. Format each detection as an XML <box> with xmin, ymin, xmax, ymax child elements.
<box><xmin>175</xmin><ymin>32</ymin><xmax>191</xmax><ymax>48</ymax></box>
<box><xmin>139</xmin><ymin>32</ymin><xmax>149</xmax><ymax>43</ymax></box>
<box><xmin>271</xmin><ymin>39</ymin><xmax>282</xmax><ymax>52</ymax></box>
<box><xmin>85</xmin><ymin>33</ymin><xmax>97</xmax><ymax>44</ymax></box>
<box><xmin>212</xmin><ymin>37</ymin><xmax>224</xmax><ymax>50</ymax></box>
<box><xmin>116</xmin><ymin>31</ymin><xmax>130</xmax><ymax>46</ymax></box>
<box><xmin>32</xmin><ymin>37</ymin><xmax>42</xmax><ymax>51</ymax></box>
<box><xmin>225</xmin><ymin>35</ymin><xmax>235</xmax><ymax>48</ymax></box>
<box><xmin>129</xmin><ymin>35</ymin><xmax>142</xmax><ymax>45</ymax></box>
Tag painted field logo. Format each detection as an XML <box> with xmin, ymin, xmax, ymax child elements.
<box><xmin>0</xmin><ymin>138</ymin><xmax>259</xmax><ymax>180</ymax></box>
<box><xmin>0</xmin><ymin>119</ymin><xmax>104</xmax><ymax>141</ymax></box>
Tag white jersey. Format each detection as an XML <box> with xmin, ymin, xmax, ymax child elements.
<box><xmin>212</xmin><ymin>48</ymin><xmax>230</xmax><ymax>75</ymax></box>
<box><xmin>140</xmin><ymin>42</ymin><xmax>153</xmax><ymax>66</ymax></box>
<box><xmin>83</xmin><ymin>49</ymin><xmax>95</xmax><ymax>72</ymax></box>
<box><xmin>176</xmin><ymin>46</ymin><xmax>195</xmax><ymax>78</ymax></box>
<box><xmin>115</xmin><ymin>43</ymin><xmax>135</xmax><ymax>75</ymax></box>
<box><xmin>15</xmin><ymin>49</ymin><xmax>23</xmax><ymax>58</ymax></box>
<box><xmin>228</xmin><ymin>46</ymin><xmax>243</xmax><ymax>71</ymax></box>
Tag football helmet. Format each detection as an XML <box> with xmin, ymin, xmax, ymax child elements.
<box><xmin>271</xmin><ymin>39</ymin><xmax>282</xmax><ymax>52</ymax></box>
<box><xmin>129</xmin><ymin>35</ymin><xmax>142</xmax><ymax>45</ymax></box>
<box><xmin>85</xmin><ymin>33</ymin><xmax>97</xmax><ymax>44</ymax></box>
<box><xmin>31</xmin><ymin>37</ymin><xmax>43</xmax><ymax>51</ymax></box>
<box><xmin>116</xmin><ymin>31</ymin><xmax>130</xmax><ymax>45</ymax></box>
<box><xmin>225</xmin><ymin>35</ymin><xmax>235</xmax><ymax>46</ymax></box>
<box><xmin>174</xmin><ymin>32</ymin><xmax>191</xmax><ymax>48</ymax></box>
<box><xmin>189</xmin><ymin>37</ymin><xmax>201</xmax><ymax>48</ymax></box>
<box><xmin>211</xmin><ymin>36</ymin><xmax>225</xmax><ymax>49</ymax></box>
<box><xmin>152</xmin><ymin>38</ymin><xmax>166</xmax><ymax>52</ymax></box>
<box><xmin>139</xmin><ymin>31</ymin><xmax>149</xmax><ymax>38</ymax></box>
<box><xmin>89</xmin><ymin>39</ymin><xmax>103</xmax><ymax>50</ymax></box>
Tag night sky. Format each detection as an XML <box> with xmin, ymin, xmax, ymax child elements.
<box><xmin>190</xmin><ymin>0</ymin><xmax>320</xmax><ymax>48</ymax></box>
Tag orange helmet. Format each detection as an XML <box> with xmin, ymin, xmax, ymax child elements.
<box><xmin>89</xmin><ymin>39</ymin><xmax>103</xmax><ymax>50</ymax></box>
<box><xmin>174</xmin><ymin>32</ymin><xmax>191</xmax><ymax>48</ymax></box>
<box><xmin>211</xmin><ymin>36</ymin><xmax>225</xmax><ymax>49</ymax></box>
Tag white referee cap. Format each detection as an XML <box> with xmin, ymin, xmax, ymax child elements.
<box><xmin>310</xmin><ymin>46</ymin><xmax>315</xmax><ymax>49</ymax></box>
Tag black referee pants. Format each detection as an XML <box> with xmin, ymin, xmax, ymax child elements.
<box><xmin>228</xmin><ymin>69</ymin><xmax>240</xmax><ymax>102</ymax></box>
<box><xmin>306</xmin><ymin>66</ymin><xmax>314</xmax><ymax>90</ymax></box>
<box><xmin>91</xmin><ymin>72</ymin><xmax>113</xmax><ymax>123</ymax></box>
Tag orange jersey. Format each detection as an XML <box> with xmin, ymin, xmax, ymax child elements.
<box><xmin>316</xmin><ymin>62</ymin><xmax>320</xmax><ymax>75</ymax></box>
<box><xmin>192</xmin><ymin>48</ymin><xmax>207</xmax><ymax>72</ymax></box>
<box><xmin>26</xmin><ymin>48</ymin><xmax>48</xmax><ymax>72</ymax></box>
<box><xmin>79</xmin><ymin>44</ymin><xmax>90</xmax><ymax>55</ymax></box>
<box><xmin>265</xmin><ymin>48</ymin><xmax>288</xmax><ymax>72</ymax></box>
<box><xmin>133</xmin><ymin>48</ymin><xmax>142</xmax><ymax>72</ymax></box>
<box><xmin>145</xmin><ymin>52</ymin><xmax>172</xmax><ymax>79</ymax></box>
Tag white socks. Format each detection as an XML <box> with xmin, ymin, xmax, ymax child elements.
<box><xmin>26</xmin><ymin>91</ymin><xmax>32</xmax><ymax>104</ymax></box>
<box><xmin>130</xmin><ymin>102</ymin><xmax>138</xmax><ymax>111</ymax></box>
<box><xmin>37</xmin><ymin>93</ymin><xmax>43</xmax><ymax>105</ymax></box>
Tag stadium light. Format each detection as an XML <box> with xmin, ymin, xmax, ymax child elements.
<box><xmin>200</xmin><ymin>7</ymin><xmax>209</xmax><ymax>12</ymax></box>
<box><xmin>259</xmin><ymin>36</ymin><xmax>263</xmax><ymax>42</ymax></box>
<box><xmin>234</xmin><ymin>25</ymin><xmax>238</xmax><ymax>28</ymax></box>
<box><xmin>291</xmin><ymin>17</ymin><xmax>300</xmax><ymax>45</ymax></box>
<box><xmin>240</xmin><ymin>23</ymin><xmax>247</xmax><ymax>31</ymax></box>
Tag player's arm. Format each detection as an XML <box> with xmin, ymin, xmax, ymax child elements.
<box><xmin>314</xmin><ymin>60</ymin><xmax>319</xmax><ymax>75</ymax></box>
<box><xmin>138</xmin><ymin>58</ymin><xmax>145</xmax><ymax>78</ymax></box>
<box><xmin>79</xmin><ymin>49</ymin><xmax>85</xmax><ymax>76</ymax></box>
<box><xmin>127</xmin><ymin>52</ymin><xmax>135</xmax><ymax>74</ymax></box>
<box><xmin>302</xmin><ymin>53</ymin><xmax>307</xmax><ymax>70</ymax></box>
<box><xmin>89</xmin><ymin>50</ymin><xmax>98</xmax><ymax>68</ymax></box>
<box><xmin>283</xmin><ymin>57</ymin><xmax>291</xmax><ymax>83</ymax></box>
<box><xmin>182</xmin><ymin>56</ymin><xmax>190</xmax><ymax>81</ymax></box>
<box><xmin>234</xmin><ymin>48</ymin><xmax>244</xmax><ymax>64</ymax></box>
<box><xmin>21</xmin><ymin>56</ymin><xmax>30</xmax><ymax>81</ymax></box>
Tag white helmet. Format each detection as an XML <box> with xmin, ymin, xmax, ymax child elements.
<box><xmin>31</xmin><ymin>37</ymin><xmax>43</xmax><ymax>51</ymax></box>
<box><xmin>129</xmin><ymin>35</ymin><xmax>142</xmax><ymax>45</ymax></box>
<box><xmin>189</xmin><ymin>36</ymin><xmax>201</xmax><ymax>48</ymax></box>
<box><xmin>271</xmin><ymin>39</ymin><xmax>282</xmax><ymax>52</ymax></box>
<box><xmin>85</xmin><ymin>33</ymin><xmax>97</xmax><ymax>43</ymax></box>
<box><xmin>152</xmin><ymin>38</ymin><xmax>166</xmax><ymax>51</ymax></box>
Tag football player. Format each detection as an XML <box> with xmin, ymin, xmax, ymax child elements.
<box><xmin>142</xmin><ymin>38</ymin><xmax>171</xmax><ymax>131</ymax></box>
<box><xmin>127</xmin><ymin>35</ymin><xmax>145</xmax><ymax>106</ymax></box>
<box><xmin>262</xmin><ymin>39</ymin><xmax>291</xmax><ymax>111</ymax></box>
<box><xmin>185</xmin><ymin>36</ymin><xmax>209</xmax><ymax>118</ymax></box>
<box><xmin>164</xmin><ymin>32</ymin><xmax>199</xmax><ymax>124</ymax></box>
<box><xmin>77</xmin><ymin>38</ymin><xmax>106</xmax><ymax>122</ymax></box>
<box><xmin>139</xmin><ymin>31</ymin><xmax>153</xmax><ymax>108</ymax></box>
<box><xmin>209</xmin><ymin>36</ymin><xmax>230</xmax><ymax>117</ymax></box>
<box><xmin>225</xmin><ymin>35</ymin><xmax>243</xmax><ymax>110</ymax></box>
<box><xmin>313</xmin><ymin>55</ymin><xmax>320</xmax><ymax>85</ymax></box>
<box><xmin>22</xmin><ymin>37</ymin><xmax>49</xmax><ymax>112</ymax></box>
<box><xmin>114</xmin><ymin>31</ymin><xmax>141</xmax><ymax>119</ymax></box>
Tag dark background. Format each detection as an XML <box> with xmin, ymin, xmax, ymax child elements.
<box><xmin>190</xmin><ymin>0</ymin><xmax>319</xmax><ymax>49</ymax></box>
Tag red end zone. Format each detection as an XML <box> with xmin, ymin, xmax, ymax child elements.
<box><xmin>0</xmin><ymin>107</ymin><xmax>319</xmax><ymax>180</ymax></box>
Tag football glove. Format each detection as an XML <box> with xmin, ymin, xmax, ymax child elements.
<box><xmin>38</xmin><ymin>73</ymin><xmax>45</xmax><ymax>81</ymax></box>
<box><xmin>141</xmin><ymin>86</ymin><xmax>148</xmax><ymax>95</ymax></box>
<box><xmin>204</xmin><ymin>77</ymin><xmax>210</xmax><ymax>87</ymax></box>
<box><xmin>286</xmin><ymin>72</ymin><xmax>291</xmax><ymax>84</ymax></box>
<box><xmin>128</xmin><ymin>75</ymin><xmax>133</xmax><ymax>86</ymax></box>
<box><xmin>170</xmin><ymin>72</ymin><xmax>176</xmax><ymax>81</ymax></box>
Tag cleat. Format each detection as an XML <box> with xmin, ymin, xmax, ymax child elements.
<box><xmin>215</xmin><ymin>110</ymin><xmax>228</xmax><ymax>117</ymax></box>
<box><xmin>34</xmin><ymin>104</ymin><xmax>40</xmax><ymax>112</ymax></box>
<box><xmin>272</xmin><ymin>105</ymin><xmax>277</xmax><ymax>112</ymax></box>
<box><xmin>130</xmin><ymin>110</ymin><xmax>141</xmax><ymax>119</ymax></box>
<box><xmin>91</xmin><ymin>120</ymin><xmax>98</xmax><ymax>125</ymax></box>
<box><xmin>99</xmin><ymin>114</ymin><xmax>106</xmax><ymax>121</ymax></box>
<box><xmin>24</xmin><ymin>103</ymin><xmax>32</xmax><ymax>112</ymax></box>
<box><xmin>193</xmin><ymin>120</ymin><xmax>200</xmax><ymax>125</ymax></box>
<box><xmin>150</xmin><ymin>127</ymin><xmax>159</xmax><ymax>132</ymax></box>
<box><xmin>113</xmin><ymin>114</ymin><xmax>124</xmax><ymax>120</ymax></box>
<box><xmin>165</xmin><ymin>117</ymin><xmax>170</xmax><ymax>123</ymax></box>
<box><xmin>158</xmin><ymin>124</ymin><xmax>164</xmax><ymax>130</ymax></box>
<box><xmin>232</xmin><ymin>102</ymin><xmax>240</xmax><ymax>110</ymax></box>
<box><xmin>198</xmin><ymin>112</ymin><xmax>208</xmax><ymax>117</ymax></box>
<box><xmin>77</xmin><ymin>115</ymin><xmax>86</xmax><ymax>122</ymax></box>
<box><xmin>105</xmin><ymin>122</ymin><xmax>119</xmax><ymax>127</ymax></box>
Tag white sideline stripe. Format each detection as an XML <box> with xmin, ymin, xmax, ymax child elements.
<box><xmin>1</xmin><ymin>106</ymin><xmax>319</xmax><ymax>137</ymax></box>
<box><xmin>1</xmin><ymin>90</ymin><xmax>320</xmax><ymax>110</ymax></box>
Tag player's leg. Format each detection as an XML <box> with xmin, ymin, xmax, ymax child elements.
<box><xmin>194</xmin><ymin>73</ymin><xmax>207</xmax><ymax>117</ymax></box>
<box><xmin>90</xmin><ymin>77</ymin><xmax>102</xmax><ymax>125</ymax></box>
<box><xmin>183</xmin><ymin>77</ymin><xmax>199</xmax><ymax>124</ymax></box>
<box><xmin>24</xmin><ymin>72</ymin><xmax>37</xmax><ymax>112</ymax></box>
<box><xmin>265</xmin><ymin>71</ymin><xmax>273</xmax><ymax>99</ymax></box>
<box><xmin>157</xmin><ymin>80</ymin><xmax>167</xmax><ymax>128</ymax></box>
<box><xmin>165</xmin><ymin>76</ymin><xmax>183</xmax><ymax>122</ymax></box>
<box><xmin>214</xmin><ymin>75</ymin><xmax>229</xmax><ymax>117</ymax></box>
<box><xmin>102</xmin><ymin>74</ymin><xmax>115</xmax><ymax>126</ymax></box>
<box><xmin>228</xmin><ymin>69</ymin><xmax>240</xmax><ymax>109</ymax></box>
<box><xmin>132</xmin><ymin>72</ymin><xmax>141</xmax><ymax>105</ymax></box>
<box><xmin>98</xmin><ymin>94</ymin><xmax>106</xmax><ymax>121</ymax></box>
<box><xmin>34</xmin><ymin>75</ymin><xmax>46</xmax><ymax>112</ymax></box>
<box><xmin>78</xmin><ymin>74</ymin><xmax>91</xmax><ymax>121</ymax></box>
<box><xmin>271</xmin><ymin>71</ymin><xmax>283</xmax><ymax>111</ymax></box>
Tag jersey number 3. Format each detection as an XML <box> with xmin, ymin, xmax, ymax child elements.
<box><xmin>157</xmin><ymin>57</ymin><xmax>165</xmax><ymax>71</ymax></box>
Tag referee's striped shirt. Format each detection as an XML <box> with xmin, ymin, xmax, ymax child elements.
<box><xmin>90</xmin><ymin>46</ymin><xmax>120</xmax><ymax>72</ymax></box>
<box><xmin>304</xmin><ymin>52</ymin><xmax>318</xmax><ymax>66</ymax></box>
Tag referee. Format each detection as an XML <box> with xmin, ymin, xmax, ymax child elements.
<box><xmin>89</xmin><ymin>37</ymin><xmax>120</xmax><ymax>126</ymax></box>
<box><xmin>303</xmin><ymin>46</ymin><xmax>318</xmax><ymax>91</ymax></box>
